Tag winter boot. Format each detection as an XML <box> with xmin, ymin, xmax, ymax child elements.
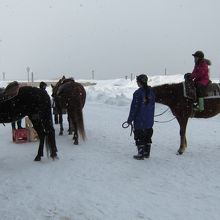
<box><xmin>198</xmin><ymin>97</ymin><xmax>204</xmax><ymax>111</ymax></box>
<box><xmin>133</xmin><ymin>145</ymin><xmax>144</xmax><ymax>160</ymax></box>
<box><xmin>144</xmin><ymin>144</ymin><xmax>151</xmax><ymax>158</ymax></box>
<box><xmin>194</xmin><ymin>97</ymin><xmax>204</xmax><ymax>112</ymax></box>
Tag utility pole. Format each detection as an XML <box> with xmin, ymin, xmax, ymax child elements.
<box><xmin>130</xmin><ymin>73</ymin><xmax>133</xmax><ymax>81</ymax></box>
<box><xmin>165</xmin><ymin>68</ymin><xmax>167</xmax><ymax>75</ymax></box>
<box><xmin>2</xmin><ymin>72</ymin><xmax>5</xmax><ymax>80</ymax></box>
<box><xmin>31</xmin><ymin>72</ymin><xmax>34</xmax><ymax>85</ymax></box>
<box><xmin>26</xmin><ymin>66</ymin><xmax>30</xmax><ymax>82</ymax></box>
<box><xmin>92</xmin><ymin>70</ymin><xmax>94</xmax><ymax>80</ymax></box>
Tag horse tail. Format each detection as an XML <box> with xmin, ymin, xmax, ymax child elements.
<box><xmin>44</xmin><ymin>92</ymin><xmax>58</xmax><ymax>159</ymax></box>
<box><xmin>46</xmin><ymin>126</ymin><xmax>58</xmax><ymax>159</ymax></box>
<box><xmin>75</xmin><ymin>106</ymin><xmax>86</xmax><ymax>141</ymax></box>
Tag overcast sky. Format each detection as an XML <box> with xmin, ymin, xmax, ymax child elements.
<box><xmin>0</xmin><ymin>0</ymin><xmax>220</xmax><ymax>80</ymax></box>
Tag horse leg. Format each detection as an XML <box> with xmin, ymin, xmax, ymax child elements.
<box><xmin>30</xmin><ymin>121</ymin><xmax>45</xmax><ymax>161</ymax></box>
<box><xmin>34</xmin><ymin>133</ymin><xmax>45</xmax><ymax>161</ymax></box>
<box><xmin>176</xmin><ymin>116</ymin><xmax>188</xmax><ymax>155</ymax></box>
<box><xmin>54</xmin><ymin>113</ymin><xmax>58</xmax><ymax>124</ymax></box>
<box><xmin>68</xmin><ymin>115</ymin><xmax>73</xmax><ymax>135</ymax></box>
<box><xmin>45</xmin><ymin>123</ymin><xmax>58</xmax><ymax>159</ymax></box>
<box><xmin>58</xmin><ymin>113</ymin><xmax>64</xmax><ymax>135</ymax></box>
<box><xmin>72</xmin><ymin>122</ymin><xmax>78</xmax><ymax>145</ymax></box>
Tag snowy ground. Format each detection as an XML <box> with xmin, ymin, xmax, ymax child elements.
<box><xmin>0</xmin><ymin>75</ymin><xmax>220</xmax><ymax>220</ymax></box>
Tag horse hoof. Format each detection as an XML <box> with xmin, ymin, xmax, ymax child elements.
<box><xmin>52</xmin><ymin>155</ymin><xmax>59</xmax><ymax>160</ymax></box>
<box><xmin>34</xmin><ymin>156</ymin><xmax>41</xmax><ymax>161</ymax></box>
<box><xmin>51</xmin><ymin>153</ymin><xmax>59</xmax><ymax>160</ymax></box>
<box><xmin>176</xmin><ymin>151</ymin><xmax>183</xmax><ymax>155</ymax></box>
<box><xmin>59</xmin><ymin>132</ymin><xmax>63</xmax><ymax>136</ymax></box>
<box><xmin>73</xmin><ymin>141</ymin><xmax>78</xmax><ymax>145</ymax></box>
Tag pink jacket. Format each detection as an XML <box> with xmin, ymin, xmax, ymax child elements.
<box><xmin>191</xmin><ymin>59</ymin><xmax>209</xmax><ymax>86</ymax></box>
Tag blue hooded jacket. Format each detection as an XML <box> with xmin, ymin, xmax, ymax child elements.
<box><xmin>127</xmin><ymin>87</ymin><xmax>155</xmax><ymax>130</ymax></box>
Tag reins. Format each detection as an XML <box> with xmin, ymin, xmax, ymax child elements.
<box><xmin>154</xmin><ymin>107</ymin><xmax>176</xmax><ymax>123</ymax></box>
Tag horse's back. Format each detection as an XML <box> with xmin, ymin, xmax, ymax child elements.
<box><xmin>58</xmin><ymin>81</ymin><xmax>86</xmax><ymax>108</ymax></box>
<box><xmin>75</xmin><ymin>82</ymin><xmax>86</xmax><ymax>107</ymax></box>
<box><xmin>18</xmin><ymin>86</ymin><xmax>52</xmax><ymax>110</ymax></box>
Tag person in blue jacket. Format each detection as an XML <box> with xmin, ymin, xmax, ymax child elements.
<box><xmin>127</xmin><ymin>74</ymin><xmax>155</xmax><ymax>159</ymax></box>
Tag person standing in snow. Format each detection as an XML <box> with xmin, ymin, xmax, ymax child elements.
<box><xmin>127</xmin><ymin>74</ymin><xmax>155</xmax><ymax>160</ymax></box>
<box><xmin>39</xmin><ymin>81</ymin><xmax>47</xmax><ymax>91</ymax></box>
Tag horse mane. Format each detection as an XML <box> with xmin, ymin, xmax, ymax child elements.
<box><xmin>153</xmin><ymin>82</ymin><xmax>184</xmax><ymax>106</ymax></box>
<box><xmin>153</xmin><ymin>82</ymin><xmax>183</xmax><ymax>94</ymax></box>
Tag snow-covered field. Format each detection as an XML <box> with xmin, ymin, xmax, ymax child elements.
<box><xmin>0</xmin><ymin>75</ymin><xmax>220</xmax><ymax>220</ymax></box>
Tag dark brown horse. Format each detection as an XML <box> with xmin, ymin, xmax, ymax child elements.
<box><xmin>52</xmin><ymin>76</ymin><xmax>86</xmax><ymax>144</ymax></box>
<box><xmin>153</xmin><ymin>81</ymin><xmax>220</xmax><ymax>154</ymax></box>
<box><xmin>0</xmin><ymin>83</ymin><xmax>58</xmax><ymax>161</ymax></box>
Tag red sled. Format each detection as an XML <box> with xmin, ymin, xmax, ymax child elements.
<box><xmin>12</xmin><ymin>128</ymin><xmax>30</xmax><ymax>143</ymax></box>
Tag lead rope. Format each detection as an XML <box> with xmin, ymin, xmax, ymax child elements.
<box><xmin>154</xmin><ymin>107</ymin><xmax>176</xmax><ymax>123</ymax></box>
<box><xmin>154</xmin><ymin>108</ymin><xmax>169</xmax><ymax>117</ymax></box>
<box><xmin>154</xmin><ymin>117</ymin><xmax>176</xmax><ymax>123</ymax></box>
<box><xmin>122</xmin><ymin>122</ymin><xmax>134</xmax><ymax>136</ymax></box>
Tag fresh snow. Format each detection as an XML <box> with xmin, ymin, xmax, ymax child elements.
<box><xmin>0</xmin><ymin>75</ymin><xmax>220</xmax><ymax>220</ymax></box>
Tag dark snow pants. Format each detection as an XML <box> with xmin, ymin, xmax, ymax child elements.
<box><xmin>134</xmin><ymin>128</ymin><xmax>153</xmax><ymax>146</ymax></box>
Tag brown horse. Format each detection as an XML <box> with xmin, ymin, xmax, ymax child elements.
<box><xmin>153</xmin><ymin>81</ymin><xmax>220</xmax><ymax>155</ymax></box>
<box><xmin>52</xmin><ymin>76</ymin><xmax>86</xmax><ymax>144</ymax></box>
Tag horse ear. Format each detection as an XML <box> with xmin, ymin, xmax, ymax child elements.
<box><xmin>62</xmin><ymin>75</ymin><xmax>65</xmax><ymax>80</ymax></box>
<box><xmin>51</xmin><ymin>84</ymin><xmax>54</xmax><ymax>88</ymax></box>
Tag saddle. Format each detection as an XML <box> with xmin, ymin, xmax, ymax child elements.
<box><xmin>0</xmin><ymin>81</ymin><xmax>20</xmax><ymax>102</ymax></box>
<box><xmin>183</xmin><ymin>80</ymin><xmax>220</xmax><ymax>101</ymax></box>
<box><xmin>205</xmin><ymin>83</ymin><xmax>220</xmax><ymax>97</ymax></box>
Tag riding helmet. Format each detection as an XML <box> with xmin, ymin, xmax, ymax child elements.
<box><xmin>192</xmin><ymin>50</ymin><xmax>204</xmax><ymax>59</ymax></box>
<box><xmin>136</xmin><ymin>74</ymin><xmax>148</xmax><ymax>85</ymax></box>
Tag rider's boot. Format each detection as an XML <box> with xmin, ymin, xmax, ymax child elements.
<box><xmin>198</xmin><ymin>97</ymin><xmax>204</xmax><ymax>111</ymax></box>
<box><xmin>194</xmin><ymin>97</ymin><xmax>204</xmax><ymax>112</ymax></box>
